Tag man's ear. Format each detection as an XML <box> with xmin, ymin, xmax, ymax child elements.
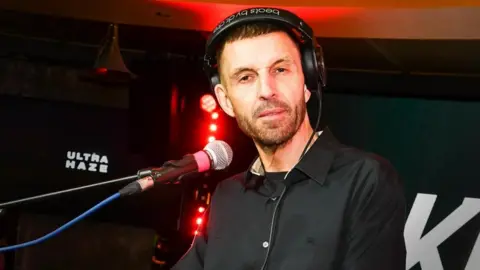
<box><xmin>214</xmin><ymin>84</ymin><xmax>235</xmax><ymax>117</ymax></box>
<box><xmin>304</xmin><ymin>84</ymin><xmax>312</xmax><ymax>103</ymax></box>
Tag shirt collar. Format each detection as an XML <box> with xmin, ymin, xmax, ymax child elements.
<box><xmin>245</xmin><ymin>127</ymin><xmax>340</xmax><ymax>187</ymax></box>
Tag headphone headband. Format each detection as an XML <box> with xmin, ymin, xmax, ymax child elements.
<box><xmin>203</xmin><ymin>7</ymin><xmax>326</xmax><ymax>92</ymax></box>
<box><xmin>204</xmin><ymin>7</ymin><xmax>313</xmax><ymax>67</ymax></box>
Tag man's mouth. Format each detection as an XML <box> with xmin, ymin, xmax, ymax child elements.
<box><xmin>258</xmin><ymin>108</ymin><xmax>287</xmax><ymax>118</ymax></box>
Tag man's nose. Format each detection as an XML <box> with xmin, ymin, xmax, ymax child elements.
<box><xmin>257</xmin><ymin>74</ymin><xmax>277</xmax><ymax>100</ymax></box>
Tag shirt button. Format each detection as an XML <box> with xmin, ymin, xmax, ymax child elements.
<box><xmin>262</xmin><ymin>241</ymin><xmax>269</xmax><ymax>248</ymax></box>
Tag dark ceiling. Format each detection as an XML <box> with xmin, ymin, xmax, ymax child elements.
<box><xmin>1</xmin><ymin>9</ymin><xmax>479</xmax><ymax>100</ymax></box>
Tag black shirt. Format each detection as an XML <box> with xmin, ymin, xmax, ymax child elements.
<box><xmin>172</xmin><ymin>128</ymin><xmax>406</xmax><ymax>270</ymax></box>
<box><xmin>265</xmin><ymin>171</ymin><xmax>287</xmax><ymax>183</ymax></box>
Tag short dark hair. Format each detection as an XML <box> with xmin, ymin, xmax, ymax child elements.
<box><xmin>215</xmin><ymin>22</ymin><xmax>299</xmax><ymax>84</ymax></box>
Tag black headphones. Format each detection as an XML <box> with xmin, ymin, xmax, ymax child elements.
<box><xmin>203</xmin><ymin>7</ymin><xmax>327</xmax><ymax>94</ymax></box>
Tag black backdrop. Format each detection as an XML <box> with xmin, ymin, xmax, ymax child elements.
<box><xmin>0</xmin><ymin>95</ymin><xmax>184</xmax><ymax>233</ymax></box>
<box><xmin>0</xmin><ymin>95</ymin><xmax>130</xmax><ymax>197</ymax></box>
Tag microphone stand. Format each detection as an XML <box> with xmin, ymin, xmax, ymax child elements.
<box><xmin>0</xmin><ymin>158</ymin><xmax>194</xmax><ymax>210</ymax></box>
<box><xmin>0</xmin><ymin>157</ymin><xmax>205</xmax><ymax>252</ymax></box>
<box><xmin>0</xmin><ymin>174</ymin><xmax>138</xmax><ymax>210</ymax></box>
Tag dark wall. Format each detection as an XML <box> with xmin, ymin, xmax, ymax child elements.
<box><xmin>0</xmin><ymin>95</ymin><xmax>130</xmax><ymax>199</ymax></box>
<box><xmin>0</xmin><ymin>94</ymin><xmax>184</xmax><ymax>234</ymax></box>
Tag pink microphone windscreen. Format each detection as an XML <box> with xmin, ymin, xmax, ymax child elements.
<box><xmin>193</xmin><ymin>150</ymin><xmax>211</xmax><ymax>172</ymax></box>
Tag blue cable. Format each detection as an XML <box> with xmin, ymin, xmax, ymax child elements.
<box><xmin>0</xmin><ymin>192</ymin><xmax>121</xmax><ymax>253</ymax></box>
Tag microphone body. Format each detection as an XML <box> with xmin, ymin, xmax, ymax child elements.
<box><xmin>119</xmin><ymin>140</ymin><xmax>232</xmax><ymax>196</ymax></box>
<box><xmin>138</xmin><ymin>150</ymin><xmax>211</xmax><ymax>183</ymax></box>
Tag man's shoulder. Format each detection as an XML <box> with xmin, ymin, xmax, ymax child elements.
<box><xmin>332</xmin><ymin>143</ymin><xmax>400</xmax><ymax>185</ymax></box>
<box><xmin>213</xmin><ymin>171</ymin><xmax>247</xmax><ymax>193</ymax></box>
<box><xmin>329</xmin><ymin>143</ymin><xmax>406</xmax><ymax>223</ymax></box>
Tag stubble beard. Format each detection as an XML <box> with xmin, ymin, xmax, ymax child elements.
<box><xmin>235</xmin><ymin>100</ymin><xmax>306</xmax><ymax>152</ymax></box>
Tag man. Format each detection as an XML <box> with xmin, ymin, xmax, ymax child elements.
<box><xmin>173</xmin><ymin>7</ymin><xmax>406</xmax><ymax>270</ymax></box>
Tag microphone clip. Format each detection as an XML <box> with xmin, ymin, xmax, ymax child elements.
<box><xmin>136</xmin><ymin>154</ymin><xmax>198</xmax><ymax>184</ymax></box>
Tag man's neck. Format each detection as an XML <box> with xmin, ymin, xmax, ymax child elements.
<box><xmin>255</xmin><ymin>121</ymin><xmax>317</xmax><ymax>173</ymax></box>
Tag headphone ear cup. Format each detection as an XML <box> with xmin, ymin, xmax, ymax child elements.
<box><xmin>203</xmin><ymin>58</ymin><xmax>221</xmax><ymax>91</ymax></box>
<box><xmin>301</xmin><ymin>41</ymin><xmax>327</xmax><ymax>93</ymax></box>
<box><xmin>301</xmin><ymin>43</ymin><xmax>319</xmax><ymax>93</ymax></box>
<box><xmin>315</xmin><ymin>44</ymin><xmax>327</xmax><ymax>88</ymax></box>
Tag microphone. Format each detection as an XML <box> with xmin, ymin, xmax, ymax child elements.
<box><xmin>119</xmin><ymin>140</ymin><xmax>233</xmax><ymax>196</ymax></box>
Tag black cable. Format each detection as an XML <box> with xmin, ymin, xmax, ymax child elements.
<box><xmin>299</xmin><ymin>82</ymin><xmax>323</xmax><ymax>160</ymax></box>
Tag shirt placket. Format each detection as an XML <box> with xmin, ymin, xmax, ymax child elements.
<box><xmin>258</xmin><ymin>180</ymin><xmax>288</xmax><ymax>270</ymax></box>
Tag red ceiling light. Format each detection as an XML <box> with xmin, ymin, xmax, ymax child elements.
<box><xmin>198</xmin><ymin>207</ymin><xmax>205</xmax><ymax>213</ymax></box>
<box><xmin>208</xmin><ymin>136</ymin><xmax>215</xmax><ymax>143</ymax></box>
<box><xmin>200</xmin><ymin>94</ymin><xmax>217</xmax><ymax>113</ymax></box>
<box><xmin>96</xmin><ymin>67</ymin><xmax>108</xmax><ymax>74</ymax></box>
<box><xmin>90</xmin><ymin>24</ymin><xmax>136</xmax><ymax>84</ymax></box>
<box><xmin>211</xmin><ymin>112</ymin><xmax>219</xmax><ymax>120</ymax></box>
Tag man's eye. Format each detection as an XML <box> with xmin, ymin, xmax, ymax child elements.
<box><xmin>276</xmin><ymin>68</ymin><xmax>287</xmax><ymax>73</ymax></box>
<box><xmin>239</xmin><ymin>75</ymin><xmax>251</xmax><ymax>82</ymax></box>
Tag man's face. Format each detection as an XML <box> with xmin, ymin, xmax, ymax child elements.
<box><xmin>214</xmin><ymin>31</ymin><xmax>311</xmax><ymax>147</ymax></box>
